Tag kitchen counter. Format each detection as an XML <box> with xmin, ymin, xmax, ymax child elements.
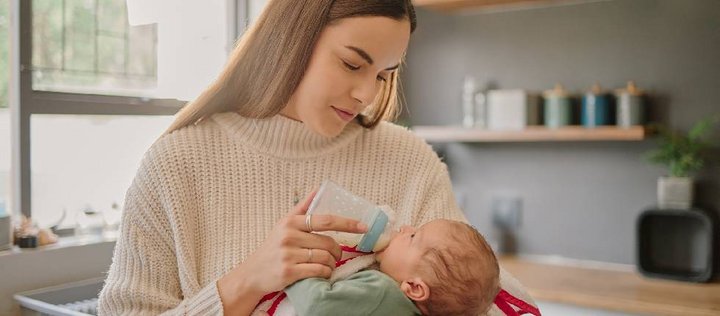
<box><xmin>500</xmin><ymin>256</ymin><xmax>720</xmax><ymax>316</ymax></box>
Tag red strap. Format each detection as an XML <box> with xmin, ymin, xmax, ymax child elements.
<box><xmin>257</xmin><ymin>291</ymin><xmax>280</xmax><ymax>307</ymax></box>
<box><xmin>335</xmin><ymin>255</ymin><xmax>362</xmax><ymax>267</ymax></box>
<box><xmin>340</xmin><ymin>245</ymin><xmax>372</xmax><ymax>254</ymax></box>
<box><xmin>494</xmin><ymin>289</ymin><xmax>542</xmax><ymax>316</ymax></box>
<box><xmin>494</xmin><ymin>293</ymin><xmax>520</xmax><ymax>316</ymax></box>
<box><xmin>267</xmin><ymin>292</ymin><xmax>287</xmax><ymax>315</ymax></box>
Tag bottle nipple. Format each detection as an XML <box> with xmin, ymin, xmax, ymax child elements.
<box><xmin>371</xmin><ymin>227</ymin><xmax>395</xmax><ymax>252</ymax></box>
<box><xmin>356</xmin><ymin>208</ymin><xmax>390</xmax><ymax>252</ymax></box>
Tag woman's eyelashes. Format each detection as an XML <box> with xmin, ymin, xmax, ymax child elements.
<box><xmin>342</xmin><ymin>60</ymin><xmax>388</xmax><ymax>82</ymax></box>
<box><xmin>342</xmin><ymin>60</ymin><xmax>360</xmax><ymax>71</ymax></box>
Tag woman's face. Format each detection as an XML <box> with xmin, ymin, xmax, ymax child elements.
<box><xmin>281</xmin><ymin>16</ymin><xmax>411</xmax><ymax>137</ymax></box>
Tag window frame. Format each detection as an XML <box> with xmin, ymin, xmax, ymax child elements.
<box><xmin>9</xmin><ymin>0</ymin><xmax>250</xmax><ymax>218</ymax></box>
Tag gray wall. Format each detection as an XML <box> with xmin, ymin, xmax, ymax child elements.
<box><xmin>405</xmin><ymin>0</ymin><xmax>720</xmax><ymax>264</ymax></box>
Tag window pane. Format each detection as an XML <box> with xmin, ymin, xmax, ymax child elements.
<box><xmin>32</xmin><ymin>0</ymin><xmax>157</xmax><ymax>97</ymax></box>
<box><xmin>0</xmin><ymin>109</ymin><xmax>9</xmax><ymax>215</ymax></box>
<box><xmin>1</xmin><ymin>0</ymin><xmax>10</xmax><ymax>213</ymax></box>
<box><xmin>1</xmin><ymin>0</ymin><xmax>9</xmax><ymax>108</ymax></box>
<box><xmin>31</xmin><ymin>0</ymin><xmax>233</xmax><ymax>101</ymax></box>
<box><xmin>30</xmin><ymin>114</ymin><xmax>174</xmax><ymax>229</ymax></box>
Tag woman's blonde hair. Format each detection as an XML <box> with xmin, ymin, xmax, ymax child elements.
<box><xmin>165</xmin><ymin>0</ymin><xmax>417</xmax><ymax>134</ymax></box>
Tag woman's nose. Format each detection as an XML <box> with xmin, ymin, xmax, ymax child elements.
<box><xmin>350</xmin><ymin>77</ymin><xmax>379</xmax><ymax>107</ymax></box>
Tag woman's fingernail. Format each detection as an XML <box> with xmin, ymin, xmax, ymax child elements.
<box><xmin>357</xmin><ymin>223</ymin><xmax>368</xmax><ymax>231</ymax></box>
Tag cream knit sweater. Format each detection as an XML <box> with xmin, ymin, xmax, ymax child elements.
<box><xmin>97</xmin><ymin>112</ymin><xmax>471</xmax><ymax>315</ymax></box>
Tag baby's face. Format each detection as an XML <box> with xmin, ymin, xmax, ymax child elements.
<box><xmin>375</xmin><ymin>219</ymin><xmax>456</xmax><ymax>282</ymax></box>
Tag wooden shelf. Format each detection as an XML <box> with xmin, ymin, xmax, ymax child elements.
<box><xmin>412</xmin><ymin>125</ymin><xmax>649</xmax><ymax>142</ymax></box>
<box><xmin>500</xmin><ymin>256</ymin><xmax>720</xmax><ymax>316</ymax></box>
<box><xmin>412</xmin><ymin>0</ymin><xmax>602</xmax><ymax>13</ymax></box>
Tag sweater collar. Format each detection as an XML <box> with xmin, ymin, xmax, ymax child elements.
<box><xmin>211</xmin><ymin>112</ymin><xmax>364</xmax><ymax>159</ymax></box>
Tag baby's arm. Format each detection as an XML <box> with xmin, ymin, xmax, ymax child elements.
<box><xmin>284</xmin><ymin>270</ymin><xmax>419</xmax><ymax>316</ymax></box>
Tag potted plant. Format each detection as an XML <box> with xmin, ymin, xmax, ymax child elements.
<box><xmin>645</xmin><ymin>116</ymin><xmax>719</xmax><ymax>209</ymax></box>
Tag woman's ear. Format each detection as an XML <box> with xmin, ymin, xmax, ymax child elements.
<box><xmin>400</xmin><ymin>277</ymin><xmax>430</xmax><ymax>302</ymax></box>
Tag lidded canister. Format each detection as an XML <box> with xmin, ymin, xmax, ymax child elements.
<box><xmin>582</xmin><ymin>83</ymin><xmax>611</xmax><ymax>128</ymax></box>
<box><xmin>543</xmin><ymin>84</ymin><xmax>572</xmax><ymax>129</ymax></box>
<box><xmin>615</xmin><ymin>81</ymin><xmax>645</xmax><ymax>128</ymax></box>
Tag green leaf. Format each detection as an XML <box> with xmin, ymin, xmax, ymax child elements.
<box><xmin>645</xmin><ymin>115</ymin><xmax>719</xmax><ymax>177</ymax></box>
<box><xmin>690</xmin><ymin>115</ymin><xmax>720</xmax><ymax>141</ymax></box>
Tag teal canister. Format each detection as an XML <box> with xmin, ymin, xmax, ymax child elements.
<box><xmin>543</xmin><ymin>84</ymin><xmax>571</xmax><ymax>129</ymax></box>
<box><xmin>582</xmin><ymin>84</ymin><xmax>611</xmax><ymax>128</ymax></box>
<box><xmin>615</xmin><ymin>81</ymin><xmax>645</xmax><ymax>128</ymax></box>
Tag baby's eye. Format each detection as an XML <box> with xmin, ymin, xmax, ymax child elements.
<box><xmin>410</xmin><ymin>233</ymin><xmax>415</xmax><ymax>238</ymax></box>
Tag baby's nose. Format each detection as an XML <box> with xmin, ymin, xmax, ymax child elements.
<box><xmin>399</xmin><ymin>225</ymin><xmax>413</xmax><ymax>233</ymax></box>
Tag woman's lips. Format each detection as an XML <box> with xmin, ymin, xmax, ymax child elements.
<box><xmin>332</xmin><ymin>106</ymin><xmax>355</xmax><ymax>122</ymax></box>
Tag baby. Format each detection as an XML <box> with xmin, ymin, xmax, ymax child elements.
<box><xmin>282</xmin><ymin>219</ymin><xmax>501</xmax><ymax>316</ymax></box>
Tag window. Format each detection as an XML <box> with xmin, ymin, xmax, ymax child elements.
<box><xmin>1</xmin><ymin>0</ymin><xmax>10</xmax><ymax>213</ymax></box>
<box><xmin>6</xmin><ymin>0</ymin><xmax>244</xmax><ymax>231</ymax></box>
<box><xmin>30</xmin><ymin>0</ymin><xmax>234</xmax><ymax>101</ymax></box>
<box><xmin>31</xmin><ymin>114</ymin><xmax>174</xmax><ymax>228</ymax></box>
<box><xmin>31</xmin><ymin>0</ymin><xmax>157</xmax><ymax>97</ymax></box>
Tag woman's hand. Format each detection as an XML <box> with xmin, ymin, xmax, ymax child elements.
<box><xmin>217</xmin><ymin>190</ymin><xmax>368</xmax><ymax>314</ymax></box>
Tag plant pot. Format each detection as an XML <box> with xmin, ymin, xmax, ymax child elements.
<box><xmin>657</xmin><ymin>176</ymin><xmax>694</xmax><ymax>209</ymax></box>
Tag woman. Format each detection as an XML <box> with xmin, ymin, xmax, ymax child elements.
<box><xmin>98</xmin><ymin>1</ymin><xmax>535</xmax><ymax>315</ymax></box>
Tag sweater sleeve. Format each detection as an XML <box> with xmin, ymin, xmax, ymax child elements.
<box><xmin>413</xmin><ymin>161</ymin><xmax>468</xmax><ymax>226</ymax></box>
<box><xmin>97</xmin><ymin>159</ymin><xmax>224</xmax><ymax>315</ymax></box>
<box><xmin>284</xmin><ymin>270</ymin><xmax>420</xmax><ymax>316</ymax></box>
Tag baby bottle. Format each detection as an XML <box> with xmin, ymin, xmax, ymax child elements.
<box><xmin>307</xmin><ymin>180</ymin><xmax>395</xmax><ymax>252</ymax></box>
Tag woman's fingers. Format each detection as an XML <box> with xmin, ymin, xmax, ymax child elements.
<box><xmin>290</xmin><ymin>248</ymin><xmax>336</xmax><ymax>269</ymax></box>
<box><xmin>303</xmin><ymin>233</ymin><xmax>342</xmax><ymax>260</ymax></box>
<box><xmin>269</xmin><ymin>189</ymin><xmax>374</xmax><ymax>287</ymax></box>
<box><xmin>294</xmin><ymin>213</ymin><xmax>367</xmax><ymax>234</ymax></box>
<box><xmin>280</xmin><ymin>230</ymin><xmax>342</xmax><ymax>260</ymax></box>
<box><xmin>288</xmin><ymin>190</ymin><xmax>317</xmax><ymax>216</ymax></box>
<box><xmin>291</xmin><ymin>263</ymin><xmax>333</xmax><ymax>281</ymax></box>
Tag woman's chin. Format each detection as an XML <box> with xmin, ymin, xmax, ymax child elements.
<box><xmin>310</xmin><ymin>122</ymin><xmax>345</xmax><ymax>138</ymax></box>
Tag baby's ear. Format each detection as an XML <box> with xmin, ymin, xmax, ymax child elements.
<box><xmin>400</xmin><ymin>277</ymin><xmax>430</xmax><ymax>302</ymax></box>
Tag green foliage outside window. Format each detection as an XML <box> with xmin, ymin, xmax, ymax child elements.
<box><xmin>0</xmin><ymin>0</ymin><xmax>156</xmax><ymax>101</ymax></box>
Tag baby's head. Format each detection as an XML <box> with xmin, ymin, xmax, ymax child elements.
<box><xmin>375</xmin><ymin>219</ymin><xmax>500</xmax><ymax>315</ymax></box>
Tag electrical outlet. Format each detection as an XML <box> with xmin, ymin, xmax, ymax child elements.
<box><xmin>491</xmin><ymin>195</ymin><xmax>522</xmax><ymax>230</ymax></box>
